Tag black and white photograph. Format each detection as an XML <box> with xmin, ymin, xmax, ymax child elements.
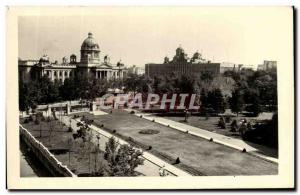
<box><xmin>6</xmin><ymin>6</ymin><xmax>294</xmax><ymax>189</ymax></box>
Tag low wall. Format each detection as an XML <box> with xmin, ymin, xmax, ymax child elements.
<box><xmin>19</xmin><ymin>125</ymin><xmax>77</xmax><ymax>177</ymax></box>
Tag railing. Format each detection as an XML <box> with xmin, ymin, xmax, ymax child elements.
<box><xmin>19</xmin><ymin>124</ymin><xmax>77</xmax><ymax>177</ymax></box>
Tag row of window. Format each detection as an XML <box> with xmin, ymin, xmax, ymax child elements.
<box><xmin>45</xmin><ymin>70</ymin><xmax>73</xmax><ymax>78</ymax></box>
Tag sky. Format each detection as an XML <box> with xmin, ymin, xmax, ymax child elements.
<box><xmin>18</xmin><ymin>7</ymin><xmax>293</xmax><ymax>68</ymax></box>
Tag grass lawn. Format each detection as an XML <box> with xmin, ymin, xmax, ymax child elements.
<box><xmin>154</xmin><ymin>113</ymin><xmax>278</xmax><ymax>156</ymax></box>
<box><xmin>74</xmin><ymin>110</ymin><xmax>278</xmax><ymax>176</ymax></box>
<box><xmin>20</xmin><ymin>118</ymin><xmax>108</xmax><ymax>176</ymax></box>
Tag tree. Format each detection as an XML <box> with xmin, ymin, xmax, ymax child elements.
<box><xmin>200</xmin><ymin>88</ymin><xmax>208</xmax><ymax>115</ymax></box>
<box><xmin>104</xmin><ymin>136</ymin><xmax>144</xmax><ymax>176</ymax></box>
<box><xmin>208</xmin><ymin>88</ymin><xmax>225</xmax><ymax>113</ymax></box>
<box><xmin>124</xmin><ymin>73</ymin><xmax>141</xmax><ymax>95</ymax></box>
<box><xmin>19</xmin><ymin>80</ymin><xmax>30</xmax><ymax>112</ymax></box>
<box><xmin>175</xmin><ymin>74</ymin><xmax>195</xmax><ymax>94</ymax></box>
<box><xmin>59</xmin><ymin>78</ymin><xmax>76</xmax><ymax>101</ymax></box>
<box><xmin>200</xmin><ymin>71</ymin><xmax>213</xmax><ymax>83</ymax></box>
<box><xmin>230</xmin><ymin>88</ymin><xmax>244</xmax><ymax>117</ymax></box>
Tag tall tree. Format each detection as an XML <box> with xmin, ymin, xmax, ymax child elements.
<box><xmin>104</xmin><ymin>136</ymin><xmax>144</xmax><ymax>176</ymax></box>
<box><xmin>230</xmin><ymin>88</ymin><xmax>244</xmax><ymax>116</ymax></box>
<box><xmin>208</xmin><ymin>88</ymin><xmax>225</xmax><ymax>113</ymax></box>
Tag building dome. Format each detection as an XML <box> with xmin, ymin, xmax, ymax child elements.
<box><xmin>176</xmin><ymin>46</ymin><xmax>184</xmax><ymax>54</ymax></box>
<box><xmin>81</xmin><ymin>32</ymin><xmax>100</xmax><ymax>50</ymax></box>
<box><xmin>192</xmin><ymin>51</ymin><xmax>201</xmax><ymax>59</ymax></box>
<box><xmin>39</xmin><ymin>54</ymin><xmax>49</xmax><ymax>63</ymax></box>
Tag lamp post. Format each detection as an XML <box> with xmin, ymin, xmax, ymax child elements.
<box><xmin>96</xmin><ymin>134</ymin><xmax>100</xmax><ymax>148</ymax></box>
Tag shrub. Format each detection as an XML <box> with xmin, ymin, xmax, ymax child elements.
<box><xmin>152</xmin><ymin>119</ymin><xmax>155</xmax><ymax>122</ymax></box>
<box><xmin>127</xmin><ymin>137</ymin><xmax>133</xmax><ymax>142</ymax></box>
<box><xmin>140</xmin><ymin>115</ymin><xmax>143</xmax><ymax>118</ymax></box>
<box><xmin>230</xmin><ymin>120</ymin><xmax>238</xmax><ymax>132</ymax></box>
<box><xmin>68</xmin><ymin>127</ymin><xmax>72</xmax><ymax>132</ymax></box>
<box><xmin>218</xmin><ymin>117</ymin><xmax>226</xmax><ymax>129</ymax></box>
<box><xmin>130</xmin><ymin>110</ymin><xmax>135</xmax><ymax>114</ymax></box>
<box><xmin>112</xmin><ymin>129</ymin><xmax>117</xmax><ymax>134</ymax></box>
<box><xmin>100</xmin><ymin>124</ymin><xmax>104</xmax><ymax>128</ymax></box>
<box><xmin>175</xmin><ymin>157</ymin><xmax>181</xmax><ymax>164</ymax></box>
<box><xmin>139</xmin><ymin>129</ymin><xmax>159</xmax><ymax>135</ymax></box>
<box><xmin>147</xmin><ymin>146</ymin><xmax>152</xmax><ymax>150</ymax></box>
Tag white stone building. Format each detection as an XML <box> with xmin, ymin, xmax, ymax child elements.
<box><xmin>18</xmin><ymin>32</ymin><xmax>127</xmax><ymax>83</ymax></box>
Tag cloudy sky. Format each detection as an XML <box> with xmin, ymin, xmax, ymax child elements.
<box><xmin>18</xmin><ymin>7</ymin><xmax>292</xmax><ymax>68</ymax></box>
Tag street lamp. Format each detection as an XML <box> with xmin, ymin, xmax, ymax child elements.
<box><xmin>96</xmin><ymin>134</ymin><xmax>100</xmax><ymax>148</ymax></box>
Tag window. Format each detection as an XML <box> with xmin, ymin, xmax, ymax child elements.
<box><xmin>54</xmin><ymin>71</ymin><xmax>57</xmax><ymax>77</ymax></box>
<box><xmin>64</xmin><ymin>71</ymin><xmax>67</xmax><ymax>76</ymax></box>
<box><xmin>59</xmin><ymin>71</ymin><xmax>62</xmax><ymax>76</ymax></box>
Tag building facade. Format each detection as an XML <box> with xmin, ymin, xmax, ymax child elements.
<box><xmin>145</xmin><ymin>46</ymin><xmax>220</xmax><ymax>79</ymax></box>
<box><xmin>19</xmin><ymin>32</ymin><xmax>127</xmax><ymax>83</ymax></box>
<box><xmin>127</xmin><ymin>65</ymin><xmax>145</xmax><ymax>75</ymax></box>
<box><xmin>220</xmin><ymin>62</ymin><xmax>254</xmax><ymax>73</ymax></box>
<box><xmin>257</xmin><ymin>60</ymin><xmax>277</xmax><ymax>71</ymax></box>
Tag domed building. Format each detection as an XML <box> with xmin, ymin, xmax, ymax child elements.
<box><xmin>80</xmin><ymin>32</ymin><xmax>100</xmax><ymax>65</ymax></box>
<box><xmin>145</xmin><ymin>46</ymin><xmax>220</xmax><ymax>79</ymax></box>
<box><xmin>19</xmin><ymin>32</ymin><xmax>128</xmax><ymax>83</ymax></box>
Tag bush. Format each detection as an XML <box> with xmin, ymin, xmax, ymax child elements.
<box><xmin>68</xmin><ymin>127</ymin><xmax>73</xmax><ymax>132</ymax></box>
<box><xmin>130</xmin><ymin>110</ymin><xmax>135</xmax><ymax>114</ymax></box>
<box><xmin>218</xmin><ymin>117</ymin><xmax>226</xmax><ymax>129</ymax></box>
<box><xmin>139</xmin><ymin>129</ymin><xmax>159</xmax><ymax>135</ymax></box>
<box><xmin>230</xmin><ymin>120</ymin><xmax>238</xmax><ymax>132</ymax></box>
<box><xmin>147</xmin><ymin>146</ymin><xmax>152</xmax><ymax>150</ymax></box>
<box><xmin>127</xmin><ymin>137</ymin><xmax>133</xmax><ymax>142</ymax></box>
<box><xmin>112</xmin><ymin>129</ymin><xmax>117</xmax><ymax>134</ymax></box>
<box><xmin>175</xmin><ymin>157</ymin><xmax>181</xmax><ymax>164</ymax></box>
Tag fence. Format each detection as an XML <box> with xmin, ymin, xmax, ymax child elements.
<box><xmin>19</xmin><ymin>125</ymin><xmax>77</xmax><ymax>177</ymax></box>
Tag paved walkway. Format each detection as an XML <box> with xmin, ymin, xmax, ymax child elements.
<box><xmin>59</xmin><ymin>113</ymin><xmax>191</xmax><ymax>177</ymax></box>
<box><xmin>124</xmin><ymin>109</ymin><xmax>278</xmax><ymax>164</ymax></box>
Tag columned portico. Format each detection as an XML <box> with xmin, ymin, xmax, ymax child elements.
<box><xmin>96</xmin><ymin>70</ymin><xmax>109</xmax><ymax>80</ymax></box>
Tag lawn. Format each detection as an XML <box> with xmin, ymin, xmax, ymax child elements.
<box><xmin>74</xmin><ymin>110</ymin><xmax>278</xmax><ymax>176</ymax></box>
<box><xmin>20</xmin><ymin>118</ymin><xmax>108</xmax><ymax>176</ymax></box>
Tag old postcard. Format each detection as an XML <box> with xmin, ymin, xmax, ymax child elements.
<box><xmin>6</xmin><ymin>6</ymin><xmax>294</xmax><ymax>189</ymax></box>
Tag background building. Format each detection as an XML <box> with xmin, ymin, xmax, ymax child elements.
<box><xmin>220</xmin><ymin>62</ymin><xmax>254</xmax><ymax>73</ymax></box>
<box><xmin>257</xmin><ymin>60</ymin><xmax>277</xmax><ymax>71</ymax></box>
<box><xmin>145</xmin><ymin>46</ymin><xmax>220</xmax><ymax>78</ymax></box>
<box><xmin>19</xmin><ymin>32</ymin><xmax>127</xmax><ymax>83</ymax></box>
<box><xmin>127</xmin><ymin>65</ymin><xmax>145</xmax><ymax>75</ymax></box>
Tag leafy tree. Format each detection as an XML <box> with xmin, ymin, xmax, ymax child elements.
<box><xmin>230</xmin><ymin>88</ymin><xmax>244</xmax><ymax>116</ymax></box>
<box><xmin>174</xmin><ymin>74</ymin><xmax>195</xmax><ymax>94</ymax></box>
<box><xmin>19</xmin><ymin>80</ymin><xmax>30</xmax><ymax>112</ymax></box>
<box><xmin>200</xmin><ymin>88</ymin><xmax>208</xmax><ymax>115</ymax></box>
<box><xmin>124</xmin><ymin>73</ymin><xmax>150</xmax><ymax>95</ymax></box>
<box><xmin>200</xmin><ymin>71</ymin><xmax>213</xmax><ymax>83</ymax></box>
<box><xmin>104</xmin><ymin>136</ymin><xmax>144</xmax><ymax>176</ymax></box>
<box><xmin>208</xmin><ymin>88</ymin><xmax>225</xmax><ymax>113</ymax></box>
